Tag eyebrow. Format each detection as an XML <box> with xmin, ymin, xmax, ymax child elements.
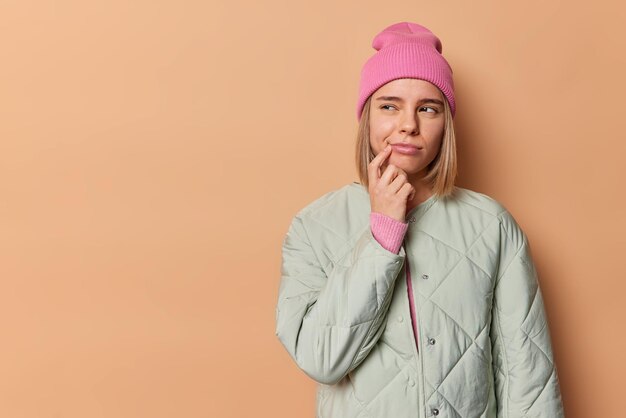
<box><xmin>375</xmin><ymin>95</ymin><xmax>445</xmax><ymax>106</ymax></box>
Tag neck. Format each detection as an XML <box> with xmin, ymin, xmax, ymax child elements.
<box><xmin>406</xmin><ymin>171</ymin><xmax>433</xmax><ymax>211</ymax></box>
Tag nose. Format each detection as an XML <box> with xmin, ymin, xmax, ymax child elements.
<box><xmin>399</xmin><ymin>111</ymin><xmax>419</xmax><ymax>135</ymax></box>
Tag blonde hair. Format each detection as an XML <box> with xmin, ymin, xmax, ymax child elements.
<box><xmin>354</xmin><ymin>90</ymin><xmax>458</xmax><ymax>199</ymax></box>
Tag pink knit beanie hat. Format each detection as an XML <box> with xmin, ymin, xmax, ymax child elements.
<box><xmin>356</xmin><ymin>22</ymin><xmax>456</xmax><ymax>121</ymax></box>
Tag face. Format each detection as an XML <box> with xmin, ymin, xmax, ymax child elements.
<box><xmin>369</xmin><ymin>78</ymin><xmax>445</xmax><ymax>182</ymax></box>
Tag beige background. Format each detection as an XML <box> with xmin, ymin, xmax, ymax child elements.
<box><xmin>1</xmin><ymin>0</ymin><xmax>624</xmax><ymax>417</ymax></box>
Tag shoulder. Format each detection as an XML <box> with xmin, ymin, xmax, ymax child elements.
<box><xmin>446</xmin><ymin>186</ymin><xmax>507</xmax><ymax>217</ymax></box>
<box><xmin>285</xmin><ymin>182</ymin><xmax>370</xmax><ymax>266</ymax></box>
<box><xmin>449</xmin><ymin>186</ymin><xmax>527</xmax><ymax>249</ymax></box>
<box><xmin>289</xmin><ymin>181</ymin><xmax>369</xmax><ymax>245</ymax></box>
<box><xmin>294</xmin><ymin>181</ymin><xmax>368</xmax><ymax>222</ymax></box>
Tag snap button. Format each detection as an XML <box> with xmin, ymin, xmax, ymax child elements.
<box><xmin>409</xmin><ymin>217</ymin><xmax>416</xmax><ymax>223</ymax></box>
<box><xmin>432</xmin><ymin>408</ymin><xmax>439</xmax><ymax>415</ymax></box>
<box><xmin>422</xmin><ymin>274</ymin><xmax>429</xmax><ymax>280</ymax></box>
<box><xmin>428</xmin><ymin>337</ymin><xmax>436</xmax><ymax>345</ymax></box>
<box><xmin>408</xmin><ymin>379</ymin><xmax>415</xmax><ymax>387</ymax></box>
<box><xmin>397</xmin><ymin>315</ymin><xmax>403</xmax><ymax>322</ymax></box>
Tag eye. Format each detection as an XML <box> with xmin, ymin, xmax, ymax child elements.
<box><xmin>420</xmin><ymin>106</ymin><xmax>438</xmax><ymax>113</ymax></box>
<box><xmin>380</xmin><ymin>105</ymin><xmax>396</xmax><ymax>111</ymax></box>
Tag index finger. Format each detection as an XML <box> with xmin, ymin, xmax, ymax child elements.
<box><xmin>367</xmin><ymin>144</ymin><xmax>392</xmax><ymax>184</ymax></box>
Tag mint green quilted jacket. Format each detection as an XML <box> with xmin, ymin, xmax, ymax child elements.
<box><xmin>275</xmin><ymin>182</ymin><xmax>564</xmax><ymax>418</ymax></box>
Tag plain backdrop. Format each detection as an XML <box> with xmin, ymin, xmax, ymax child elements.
<box><xmin>1</xmin><ymin>1</ymin><xmax>625</xmax><ymax>417</ymax></box>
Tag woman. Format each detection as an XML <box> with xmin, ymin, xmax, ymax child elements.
<box><xmin>275</xmin><ymin>21</ymin><xmax>564</xmax><ymax>418</ymax></box>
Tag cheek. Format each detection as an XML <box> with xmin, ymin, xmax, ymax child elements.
<box><xmin>423</xmin><ymin>124</ymin><xmax>445</xmax><ymax>144</ymax></box>
<box><xmin>370</xmin><ymin>120</ymin><xmax>394</xmax><ymax>141</ymax></box>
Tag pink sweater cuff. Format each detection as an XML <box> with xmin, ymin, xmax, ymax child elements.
<box><xmin>370</xmin><ymin>212</ymin><xmax>409</xmax><ymax>254</ymax></box>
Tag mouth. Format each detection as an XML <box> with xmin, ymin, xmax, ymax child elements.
<box><xmin>390</xmin><ymin>143</ymin><xmax>423</xmax><ymax>155</ymax></box>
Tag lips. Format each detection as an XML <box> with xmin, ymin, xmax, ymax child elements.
<box><xmin>391</xmin><ymin>143</ymin><xmax>423</xmax><ymax>155</ymax></box>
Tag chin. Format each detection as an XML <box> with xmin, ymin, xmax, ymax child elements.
<box><xmin>393</xmin><ymin>165</ymin><xmax>423</xmax><ymax>176</ymax></box>
<box><xmin>388</xmin><ymin>157</ymin><xmax>421</xmax><ymax>171</ymax></box>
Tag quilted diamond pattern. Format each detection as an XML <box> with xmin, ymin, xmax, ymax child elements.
<box><xmin>276</xmin><ymin>183</ymin><xmax>565</xmax><ymax>418</ymax></box>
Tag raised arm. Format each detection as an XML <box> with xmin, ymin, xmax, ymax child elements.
<box><xmin>275</xmin><ymin>213</ymin><xmax>407</xmax><ymax>385</ymax></box>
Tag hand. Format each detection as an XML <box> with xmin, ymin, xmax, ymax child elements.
<box><xmin>368</xmin><ymin>144</ymin><xmax>416</xmax><ymax>222</ymax></box>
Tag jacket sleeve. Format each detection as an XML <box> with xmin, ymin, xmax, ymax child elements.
<box><xmin>275</xmin><ymin>213</ymin><xmax>406</xmax><ymax>385</ymax></box>
<box><xmin>490</xmin><ymin>213</ymin><xmax>565</xmax><ymax>417</ymax></box>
